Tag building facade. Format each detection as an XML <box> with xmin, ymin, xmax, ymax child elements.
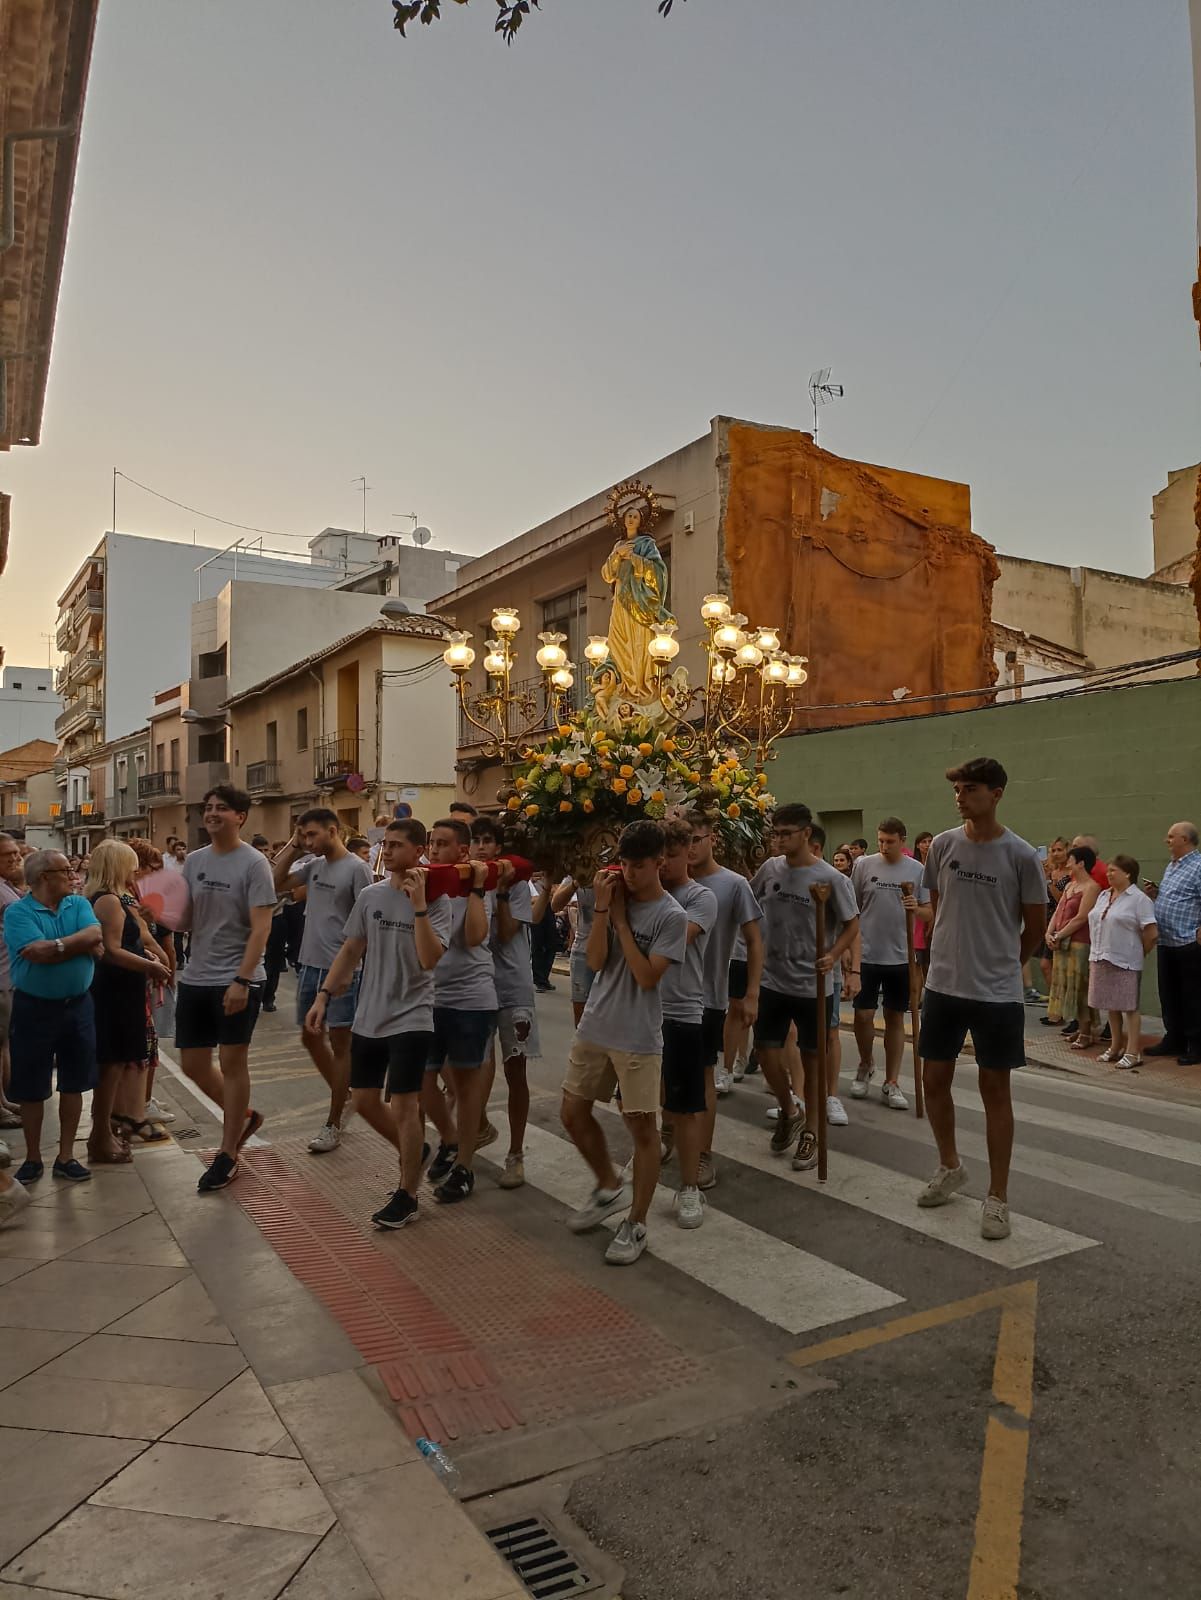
<box><xmin>0</xmin><ymin>662</ymin><xmax>59</xmax><ymax>747</ymax></box>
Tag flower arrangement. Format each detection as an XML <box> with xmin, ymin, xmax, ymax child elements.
<box><xmin>504</xmin><ymin>712</ymin><xmax>775</xmax><ymax>874</ymax></box>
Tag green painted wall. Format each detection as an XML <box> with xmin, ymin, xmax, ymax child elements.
<box><xmin>771</xmin><ymin>677</ymin><xmax>1201</xmax><ymax>1012</ymax></box>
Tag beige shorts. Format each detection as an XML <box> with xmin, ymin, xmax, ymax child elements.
<box><xmin>564</xmin><ymin>1037</ymin><xmax>661</xmax><ymax>1116</ymax></box>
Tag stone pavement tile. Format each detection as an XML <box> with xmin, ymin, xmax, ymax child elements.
<box><xmin>279</xmin><ymin>1526</ymin><xmax>383</xmax><ymax>1600</ymax></box>
<box><xmin>164</xmin><ymin>1369</ymin><xmax>291</xmax><ymax>1454</ymax></box>
<box><xmin>0</xmin><ymin>1261</ymin><xmax>41</xmax><ymax>1287</ymax></box>
<box><xmin>267</xmin><ymin>1369</ymin><xmax>419</xmax><ymax>1484</ymax></box>
<box><xmin>270</xmin><ymin>1436</ymin><xmax>303</xmax><ymax>1458</ymax></box>
<box><xmin>0</xmin><ymin>1213</ymin><xmax>135</xmax><ymax>1263</ymax></box>
<box><xmin>91</xmin><ymin>1442</ymin><xmax>334</xmax><ymax>1537</ymax></box>
<box><xmin>211</xmin><ymin>1294</ymin><xmax>360</xmax><ymax>1387</ymax></box>
<box><xmin>2</xmin><ymin>1503</ymin><xmax>317</xmax><ymax>1599</ymax></box>
<box><xmin>325</xmin><ymin>1460</ymin><xmax>518</xmax><ymax>1600</ymax></box>
<box><xmin>64</xmin><ymin>1214</ymin><xmax>188</xmax><ymax>1269</ymax></box>
<box><xmin>0</xmin><ymin>1372</ymin><xmax>210</xmax><ymax>1439</ymax></box>
<box><xmin>0</xmin><ymin>1427</ymin><xmax>145</xmax><ymax>1565</ymax></box>
<box><xmin>0</xmin><ymin>1329</ymin><xmax>87</xmax><ymax>1391</ymax></box>
<box><xmin>0</xmin><ymin>1258</ymin><xmax>188</xmax><ymax>1334</ymax></box>
<box><xmin>36</xmin><ymin>1333</ymin><xmax>245</xmax><ymax>1395</ymax></box>
<box><xmin>0</xmin><ymin>1582</ymin><xmax>89</xmax><ymax>1598</ymax></box>
<box><xmin>103</xmin><ymin>1273</ymin><xmax>235</xmax><ymax>1344</ymax></box>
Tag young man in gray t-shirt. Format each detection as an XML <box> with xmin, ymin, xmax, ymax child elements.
<box><xmin>305</xmin><ymin>818</ymin><xmax>451</xmax><ymax>1232</ymax></box>
<box><xmin>850</xmin><ymin>818</ymin><xmax>931</xmax><ymax>1110</ymax></box>
<box><xmin>563</xmin><ymin>820</ymin><xmax>687</xmax><ymax>1266</ymax></box>
<box><xmin>916</xmin><ymin>756</ymin><xmax>1047</xmax><ymax>1241</ymax></box>
<box><xmin>273</xmin><ymin>807</ymin><xmax>371</xmax><ymax>1156</ymax></box>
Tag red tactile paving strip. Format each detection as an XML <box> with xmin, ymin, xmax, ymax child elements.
<box><xmin>224</xmin><ymin>1135</ymin><xmax>706</xmax><ymax>1444</ymax></box>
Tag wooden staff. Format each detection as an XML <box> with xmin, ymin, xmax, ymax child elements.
<box><xmin>810</xmin><ymin>882</ymin><xmax>831</xmax><ymax>1181</ymax></box>
<box><xmin>902</xmin><ymin>881</ymin><xmax>925</xmax><ymax>1120</ymax></box>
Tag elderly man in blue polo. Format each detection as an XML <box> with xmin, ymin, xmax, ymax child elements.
<box><xmin>1145</xmin><ymin>822</ymin><xmax>1201</xmax><ymax>1067</ymax></box>
<box><xmin>2</xmin><ymin>849</ymin><xmax>103</xmax><ymax>1187</ymax></box>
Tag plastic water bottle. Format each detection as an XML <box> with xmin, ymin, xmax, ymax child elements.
<box><xmin>415</xmin><ymin>1437</ymin><xmax>461</xmax><ymax>1496</ymax></box>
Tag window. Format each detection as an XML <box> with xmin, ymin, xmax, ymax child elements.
<box><xmin>10</xmin><ymin>681</ymin><xmax>20</xmax><ymax>690</ymax></box>
<box><xmin>198</xmin><ymin>645</ymin><xmax>227</xmax><ymax>680</ymax></box>
<box><xmin>197</xmin><ymin>731</ymin><xmax>225</xmax><ymax>763</ymax></box>
<box><xmin>266</xmin><ymin>721</ymin><xmax>278</xmax><ymax>762</ymax></box>
<box><xmin>541</xmin><ymin>586</ymin><xmax>587</xmax><ymax>673</ymax></box>
<box><xmin>296</xmin><ymin>707</ymin><xmax>308</xmax><ymax>751</ymax></box>
<box><xmin>169</xmin><ymin>738</ymin><xmax>180</xmax><ymax>773</ymax></box>
<box><xmin>155</xmin><ymin>743</ymin><xmax>165</xmax><ymax>770</ymax></box>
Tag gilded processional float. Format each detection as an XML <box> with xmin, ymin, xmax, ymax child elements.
<box><xmin>440</xmin><ymin>479</ymin><xmax>810</xmax><ymax>877</ymax></box>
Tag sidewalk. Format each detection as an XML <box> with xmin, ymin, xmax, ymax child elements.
<box><xmin>0</xmin><ymin>1120</ymin><xmax>529</xmax><ymax>1600</ymax></box>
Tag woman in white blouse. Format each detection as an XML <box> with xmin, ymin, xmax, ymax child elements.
<box><xmin>1088</xmin><ymin>854</ymin><xmax>1158</xmax><ymax>1069</ymax></box>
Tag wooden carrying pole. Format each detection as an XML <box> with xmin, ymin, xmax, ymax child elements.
<box><xmin>810</xmin><ymin>882</ymin><xmax>831</xmax><ymax>1181</ymax></box>
<box><xmin>902</xmin><ymin>881</ymin><xmax>925</xmax><ymax>1119</ymax></box>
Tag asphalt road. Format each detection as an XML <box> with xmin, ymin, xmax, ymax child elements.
<box><xmin>161</xmin><ymin>970</ymin><xmax>1201</xmax><ymax>1600</ymax></box>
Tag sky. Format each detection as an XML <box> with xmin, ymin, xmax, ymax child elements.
<box><xmin>2</xmin><ymin>0</ymin><xmax>1198</xmax><ymax>665</ymax></box>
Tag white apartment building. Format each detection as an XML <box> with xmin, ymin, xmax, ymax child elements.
<box><xmin>0</xmin><ymin>663</ymin><xmax>60</xmax><ymax>747</ymax></box>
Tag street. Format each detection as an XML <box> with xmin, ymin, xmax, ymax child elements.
<box><xmin>159</xmin><ymin>974</ymin><xmax>1201</xmax><ymax>1600</ymax></box>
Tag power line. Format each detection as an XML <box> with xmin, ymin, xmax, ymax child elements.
<box><xmin>114</xmin><ymin>471</ymin><xmax>311</xmax><ymax>540</ymax></box>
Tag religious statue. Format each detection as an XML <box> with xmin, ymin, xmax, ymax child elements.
<box><xmin>599</xmin><ymin>479</ymin><xmax>675</xmax><ymax>705</ymax></box>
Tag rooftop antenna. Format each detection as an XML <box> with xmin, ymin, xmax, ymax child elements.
<box><xmin>392</xmin><ymin>513</ymin><xmax>432</xmax><ymax>546</ymax></box>
<box><xmin>39</xmin><ymin>631</ymin><xmax>54</xmax><ymax>668</ymax></box>
<box><xmin>352</xmin><ymin>475</ymin><xmax>372</xmax><ymax>536</ymax></box>
<box><xmin>808</xmin><ymin>368</ymin><xmax>845</xmax><ymax>445</ymax></box>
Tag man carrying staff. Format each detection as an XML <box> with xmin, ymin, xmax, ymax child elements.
<box><xmin>850</xmin><ymin>817</ymin><xmax>931</xmax><ymax>1111</ymax></box>
<box><xmin>917</xmin><ymin>757</ymin><xmax>1046</xmax><ymax>1241</ymax></box>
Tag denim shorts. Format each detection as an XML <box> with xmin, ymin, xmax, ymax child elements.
<box><xmin>570</xmin><ymin>954</ymin><xmax>595</xmax><ymax>1006</ymax></box>
<box><xmin>8</xmin><ymin>990</ymin><xmax>97</xmax><ymax>1101</ymax></box>
<box><xmin>497</xmin><ymin>1005</ymin><xmax>540</xmax><ymax>1062</ymax></box>
<box><xmin>296</xmin><ymin>966</ymin><xmax>359</xmax><ymax>1029</ymax></box>
<box><xmin>427</xmin><ymin>1007</ymin><xmax>497</xmax><ymax>1071</ymax></box>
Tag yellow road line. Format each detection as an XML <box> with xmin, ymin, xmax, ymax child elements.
<box><xmin>968</xmin><ymin>1416</ymin><xmax>1030</xmax><ymax>1600</ymax></box>
<box><xmin>786</xmin><ymin>1282</ymin><xmax>1021</xmax><ymax>1370</ymax></box>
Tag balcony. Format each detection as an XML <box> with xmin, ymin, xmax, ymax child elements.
<box><xmin>70</xmin><ymin>646</ymin><xmax>102</xmax><ymax>686</ymax></box>
<box><xmin>139</xmin><ymin>771</ymin><xmax>180</xmax><ymax>803</ymax></box>
<box><xmin>0</xmin><ymin>814</ymin><xmax>29</xmax><ymax>833</ymax></box>
<box><xmin>107</xmin><ymin>791</ymin><xmax>145</xmax><ymax>823</ymax></box>
<box><xmin>184</xmin><ymin>761</ymin><xmax>230</xmax><ymax>805</ymax></box>
<box><xmin>62</xmin><ymin>805</ymin><xmax>104</xmax><ymax>831</ymax></box>
<box><xmin>55</xmin><ymin>686</ymin><xmax>103</xmax><ymax>739</ymax></box>
<box><xmin>314</xmin><ymin>730</ymin><xmax>362</xmax><ymax>786</ymax></box>
<box><xmin>71</xmin><ymin>587</ymin><xmax>103</xmax><ymax>630</ymax></box>
<box><xmin>246</xmin><ymin>760</ymin><xmax>282</xmax><ymax>794</ymax></box>
<box><xmin>52</xmin><ymin>757</ymin><xmax>69</xmax><ymax>787</ymax></box>
<box><xmin>189</xmin><ymin>673</ymin><xmax>229</xmax><ymax>721</ymax></box>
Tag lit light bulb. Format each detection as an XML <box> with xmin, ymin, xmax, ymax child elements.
<box><xmin>735</xmin><ymin>641</ymin><xmax>764</xmax><ymax>669</ymax></box>
<box><xmin>584</xmin><ymin>635</ymin><xmax>611</xmax><ymax>665</ymax></box>
<box><xmin>483</xmin><ymin>641</ymin><xmax>507</xmax><ymax>676</ymax></box>
<box><xmin>786</xmin><ymin>656</ymin><xmax>809</xmax><ymax>687</ymax></box>
<box><xmin>442</xmin><ymin>630</ymin><xmax>475</xmax><ymax>672</ymax></box>
<box><xmin>648</xmin><ymin>623</ymin><xmax>681</xmax><ymax>663</ymax></box>
<box><xmin>491</xmin><ymin>606</ymin><xmax>520</xmax><ymax>637</ymax></box>
<box><xmin>551</xmin><ymin>665</ymin><xmax>575</xmax><ymax>691</ymax></box>
<box><xmin>763</xmin><ymin>655</ymin><xmax>789</xmax><ymax>683</ymax></box>
<box><xmin>755</xmin><ymin>626</ymin><xmax>781</xmax><ymax>654</ymax></box>
<box><xmin>713</xmin><ymin>622</ymin><xmax>741</xmax><ymax>653</ymax></box>
<box><xmin>535</xmin><ymin>630</ymin><xmax>568</xmax><ymax>671</ymax></box>
<box><xmin>700</xmin><ymin>593</ymin><xmax>732</xmax><ymax>624</ymax></box>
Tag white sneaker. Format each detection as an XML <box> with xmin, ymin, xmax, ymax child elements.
<box><xmin>981</xmin><ymin>1195</ymin><xmax>1011</xmax><ymax>1240</ymax></box>
<box><xmin>144</xmin><ymin>1098</ymin><xmax>176</xmax><ymax>1125</ymax></box>
<box><xmin>567</xmin><ymin>1182</ymin><xmax>631</xmax><ymax>1233</ymax></box>
<box><xmin>882</xmin><ymin>1082</ymin><xmax>909</xmax><ymax>1110</ymax></box>
<box><xmin>849</xmin><ymin>1068</ymin><xmax>873</xmax><ymax>1099</ymax></box>
<box><xmin>732</xmin><ymin>1052</ymin><xmax>747</xmax><ymax>1082</ymax></box>
<box><xmin>0</xmin><ymin>1140</ymin><xmax>10</xmax><ymax>1169</ymax></box>
<box><xmin>674</xmin><ymin>1186</ymin><xmax>705</xmax><ymax>1229</ymax></box>
<box><xmin>826</xmin><ymin>1096</ymin><xmax>849</xmax><ymax>1127</ymax></box>
<box><xmin>766</xmin><ymin>1096</ymin><xmax>805</xmax><ymax>1123</ymax></box>
<box><xmin>0</xmin><ymin>1179</ymin><xmax>30</xmax><ymax>1227</ymax></box>
<box><xmin>604</xmin><ymin>1219</ymin><xmax>648</xmax><ymax>1264</ymax></box>
<box><xmin>916</xmin><ymin>1165</ymin><xmax>968</xmax><ymax>1208</ymax></box>
<box><xmin>307</xmin><ymin>1123</ymin><xmax>341</xmax><ymax>1155</ymax></box>
<box><xmin>714</xmin><ymin>1067</ymin><xmax>734</xmax><ymax>1097</ymax></box>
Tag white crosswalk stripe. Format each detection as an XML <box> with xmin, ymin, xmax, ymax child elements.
<box><xmin>516</xmin><ymin>1125</ymin><xmax>904</xmax><ymax>1335</ymax></box>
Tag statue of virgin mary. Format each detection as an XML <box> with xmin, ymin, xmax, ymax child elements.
<box><xmin>599</xmin><ymin>481</ymin><xmax>674</xmax><ymax>704</ymax></box>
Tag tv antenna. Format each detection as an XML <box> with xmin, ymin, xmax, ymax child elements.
<box><xmin>351</xmin><ymin>475</ymin><xmax>372</xmax><ymax>535</ymax></box>
<box><xmin>808</xmin><ymin>368</ymin><xmax>845</xmax><ymax>444</ymax></box>
<box><xmin>392</xmin><ymin>513</ymin><xmax>432</xmax><ymax>546</ymax></box>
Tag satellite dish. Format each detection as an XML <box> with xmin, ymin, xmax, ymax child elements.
<box><xmin>412</xmin><ymin>526</ymin><xmax>432</xmax><ymax>547</ymax></box>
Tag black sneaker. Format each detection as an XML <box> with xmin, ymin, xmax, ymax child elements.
<box><xmin>372</xmin><ymin>1189</ymin><xmax>419</xmax><ymax>1230</ymax></box>
<box><xmin>198</xmin><ymin>1152</ymin><xmax>239</xmax><ymax>1192</ymax></box>
<box><xmin>427</xmin><ymin>1143</ymin><xmax>458</xmax><ymax>1184</ymax></box>
<box><xmin>770</xmin><ymin>1109</ymin><xmax>804</xmax><ymax>1155</ymax></box>
<box><xmin>433</xmin><ymin>1164</ymin><xmax>475</xmax><ymax>1204</ymax></box>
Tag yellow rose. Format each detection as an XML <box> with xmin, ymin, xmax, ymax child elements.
<box><xmin>559</xmin><ymin>800</ymin><xmax>573</xmax><ymax>813</ymax></box>
<box><xmin>637</xmin><ymin>742</ymin><xmax>653</xmax><ymax>756</ymax></box>
<box><xmin>574</xmin><ymin>762</ymin><xmax>590</xmax><ymax>778</ymax></box>
<box><xmin>601</xmin><ymin>760</ymin><xmax>614</xmax><ymax>772</ymax></box>
<box><xmin>560</xmin><ymin>762</ymin><xmax>574</xmax><ymax>776</ymax></box>
<box><xmin>583</xmin><ymin>799</ymin><xmax>595</xmax><ymax>813</ymax></box>
<box><xmin>757</xmin><ymin>798</ymin><xmax>769</xmax><ymax>812</ymax></box>
<box><xmin>727</xmin><ymin>802</ymin><xmax>741</xmax><ymax>818</ymax></box>
<box><xmin>515</xmin><ymin>775</ymin><xmax>527</xmax><ymax>789</ymax></box>
<box><xmin>612</xmin><ymin>778</ymin><xmax>627</xmax><ymax>795</ymax></box>
<box><xmin>688</xmin><ymin>770</ymin><xmax>701</xmax><ymax>784</ymax></box>
<box><xmin>627</xmin><ymin>789</ymin><xmax>642</xmax><ymax>806</ymax></box>
<box><xmin>506</xmin><ymin>796</ymin><xmax>521</xmax><ymax>810</ymax></box>
<box><xmin>651</xmin><ymin>790</ymin><xmax>665</xmax><ymax>803</ymax></box>
<box><xmin>619</xmin><ymin>764</ymin><xmax>635</xmax><ymax>779</ymax></box>
<box><xmin>524</xmin><ymin>804</ymin><xmax>540</xmax><ymax>817</ymax></box>
<box><xmin>661</xmin><ymin>738</ymin><xmax>677</xmax><ymax>753</ymax></box>
<box><xmin>557</xmin><ymin>725</ymin><xmax>573</xmax><ymax>737</ymax></box>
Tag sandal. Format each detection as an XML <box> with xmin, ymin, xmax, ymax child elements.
<box><xmin>1097</xmin><ymin>1047</ymin><xmax>1122</xmax><ymax>1063</ymax></box>
<box><xmin>111</xmin><ymin>1115</ymin><xmax>171</xmax><ymax>1144</ymax></box>
<box><xmin>1069</xmin><ymin>1035</ymin><xmax>1096</xmax><ymax>1051</ymax></box>
<box><xmin>87</xmin><ymin>1146</ymin><xmax>134</xmax><ymax>1165</ymax></box>
<box><xmin>1116</xmin><ymin>1054</ymin><xmax>1141</xmax><ymax>1070</ymax></box>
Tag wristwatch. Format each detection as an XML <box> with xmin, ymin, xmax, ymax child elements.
<box><xmin>471</xmin><ymin>886</ymin><xmax>487</xmax><ymax>898</ymax></box>
<box><xmin>414</xmin><ymin>909</ymin><xmax>429</xmax><ymax>919</ymax></box>
<box><xmin>496</xmin><ymin>891</ymin><xmax>511</xmax><ymax>902</ymax></box>
<box><xmin>231</xmin><ymin>976</ymin><xmax>251</xmax><ymax>990</ymax></box>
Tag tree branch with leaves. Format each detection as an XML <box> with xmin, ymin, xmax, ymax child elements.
<box><xmin>392</xmin><ymin>0</ymin><xmax>685</xmax><ymax>46</ymax></box>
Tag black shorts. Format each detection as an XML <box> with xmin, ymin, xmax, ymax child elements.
<box><xmin>8</xmin><ymin>991</ymin><xmax>97</xmax><ymax>1101</ymax></box>
<box><xmin>427</xmin><ymin>1007</ymin><xmax>497</xmax><ymax>1071</ymax></box>
<box><xmin>754</xmin><ymin>987</ymin><xmax>835</xmax><ymax>1053</ymax></box>
<box><xmin>700</xmin><ymin>1006</ymin><xmax>726</xmax><ymax>1067</ymax></box>
<box><xmin>728</xmin><ymin>960</ymin><xmax>749</xmax><ymax>1001</ymax></box>
<box><xmin>661</xmin><ymin>1018</ymin><xmax>707</xmax><ymax>1115</ymax></box>
<box><xmin>350</xmin><ymin>1032</ymin><xmax>433</xmax><ymax>1096</ymax></box>
<box><xmin>175</xmin><ymin>983</ymin><xmax>262</xmax><ymax>1050</ymax></box>
<box><xmin>918</xmin><ymin>988</ymin><xmax>1025</xmax><ymax>1071</ymax></box>
<box><xmin>854</xmin><ymin>962</ymin><xmax>911</xmax><ymax>1015</ymax></box>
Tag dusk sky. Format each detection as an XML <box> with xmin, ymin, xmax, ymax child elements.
<box><xmin>2</xmin><ymin>0</ymin><xmax>1198</xmax><ymax>663</ymax></box>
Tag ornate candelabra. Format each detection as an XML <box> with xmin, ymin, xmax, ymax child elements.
<box><xmin>443</xmin><ymin>606</ymin><xmax>576</xmax><ymax>769</ymax></box>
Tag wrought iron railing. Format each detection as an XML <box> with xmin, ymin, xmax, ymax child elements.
<box><xmin>314</xmin><ymin>730</ymin><xmax>361</xmax><ymax>785</ymax></box>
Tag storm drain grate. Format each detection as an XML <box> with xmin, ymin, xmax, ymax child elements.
<box><xmin>485</xmin><ymin>1516</ymin><xmax>598</xmax><ymax>1597</ymax></box>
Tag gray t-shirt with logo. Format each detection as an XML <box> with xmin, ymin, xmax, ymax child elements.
<box><xmin>660</xmin><ymin>879</ymin><xmax>718</xmax><ymax>1024</ymax></box>
<box><xmin>750</xmin><ymin>856</ymin><xmax>859</xmax><ymax>999</ymax></box>
<box><xmin>577</xmin><ymin>891</ymin><xmax>688</xmax><ymax>1054</ymax></box>
<box><xmin>923</xmin><ymin>827</ymin><xmax>1046</xmax><ymax>1003</ymax></box>
<box><xmin>694</xmin><ymin>865</ymin><xmax>763</xmax><ymax>1010</ymax></box>
<box><xmin>181</xmin><ymin>843</ymin><xmax>277</xmax><ymax>986</ymax></box>
<box><xmin>343</xmin><ymin>880</ymin><xmax>453</xmax><ymax>1038</ymax></box>
<box><xmin>851</xmin><ymin>852</ymin><xmax>930</xmax><ymax>966</ymax></box>
<box><xmin>490</xmin><ymin>878</ymin><xmax>535</xmax><ymax>1009</ymax></box>
<box><xmin>568</xmin><ymin>885</ymin><xmax>596</xmax><ymax>976</ymax></box>
<box><xmin>433</xmin><ymin>892</ymin><xmax>498</xmax><ymax>1011</ymax></box>
<box><xmin>292</xmin><ymin>852</ymin><xmax>372</xmax><ymax>970</ymax></box>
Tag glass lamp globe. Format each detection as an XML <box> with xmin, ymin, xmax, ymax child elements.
<box><xmin>491</xmin><ymin>606</ymin><xmax>521</xmax><ymax>637</ymax></box>
<box><xmin>443</xmin><ymin>631</ymin><xmax>475</xmax><ymax>672</ymax></box>
<box><xmin>584</xmin><ymin>635</ymin><xmax>610</xmax><ymax>665</ymax></box>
